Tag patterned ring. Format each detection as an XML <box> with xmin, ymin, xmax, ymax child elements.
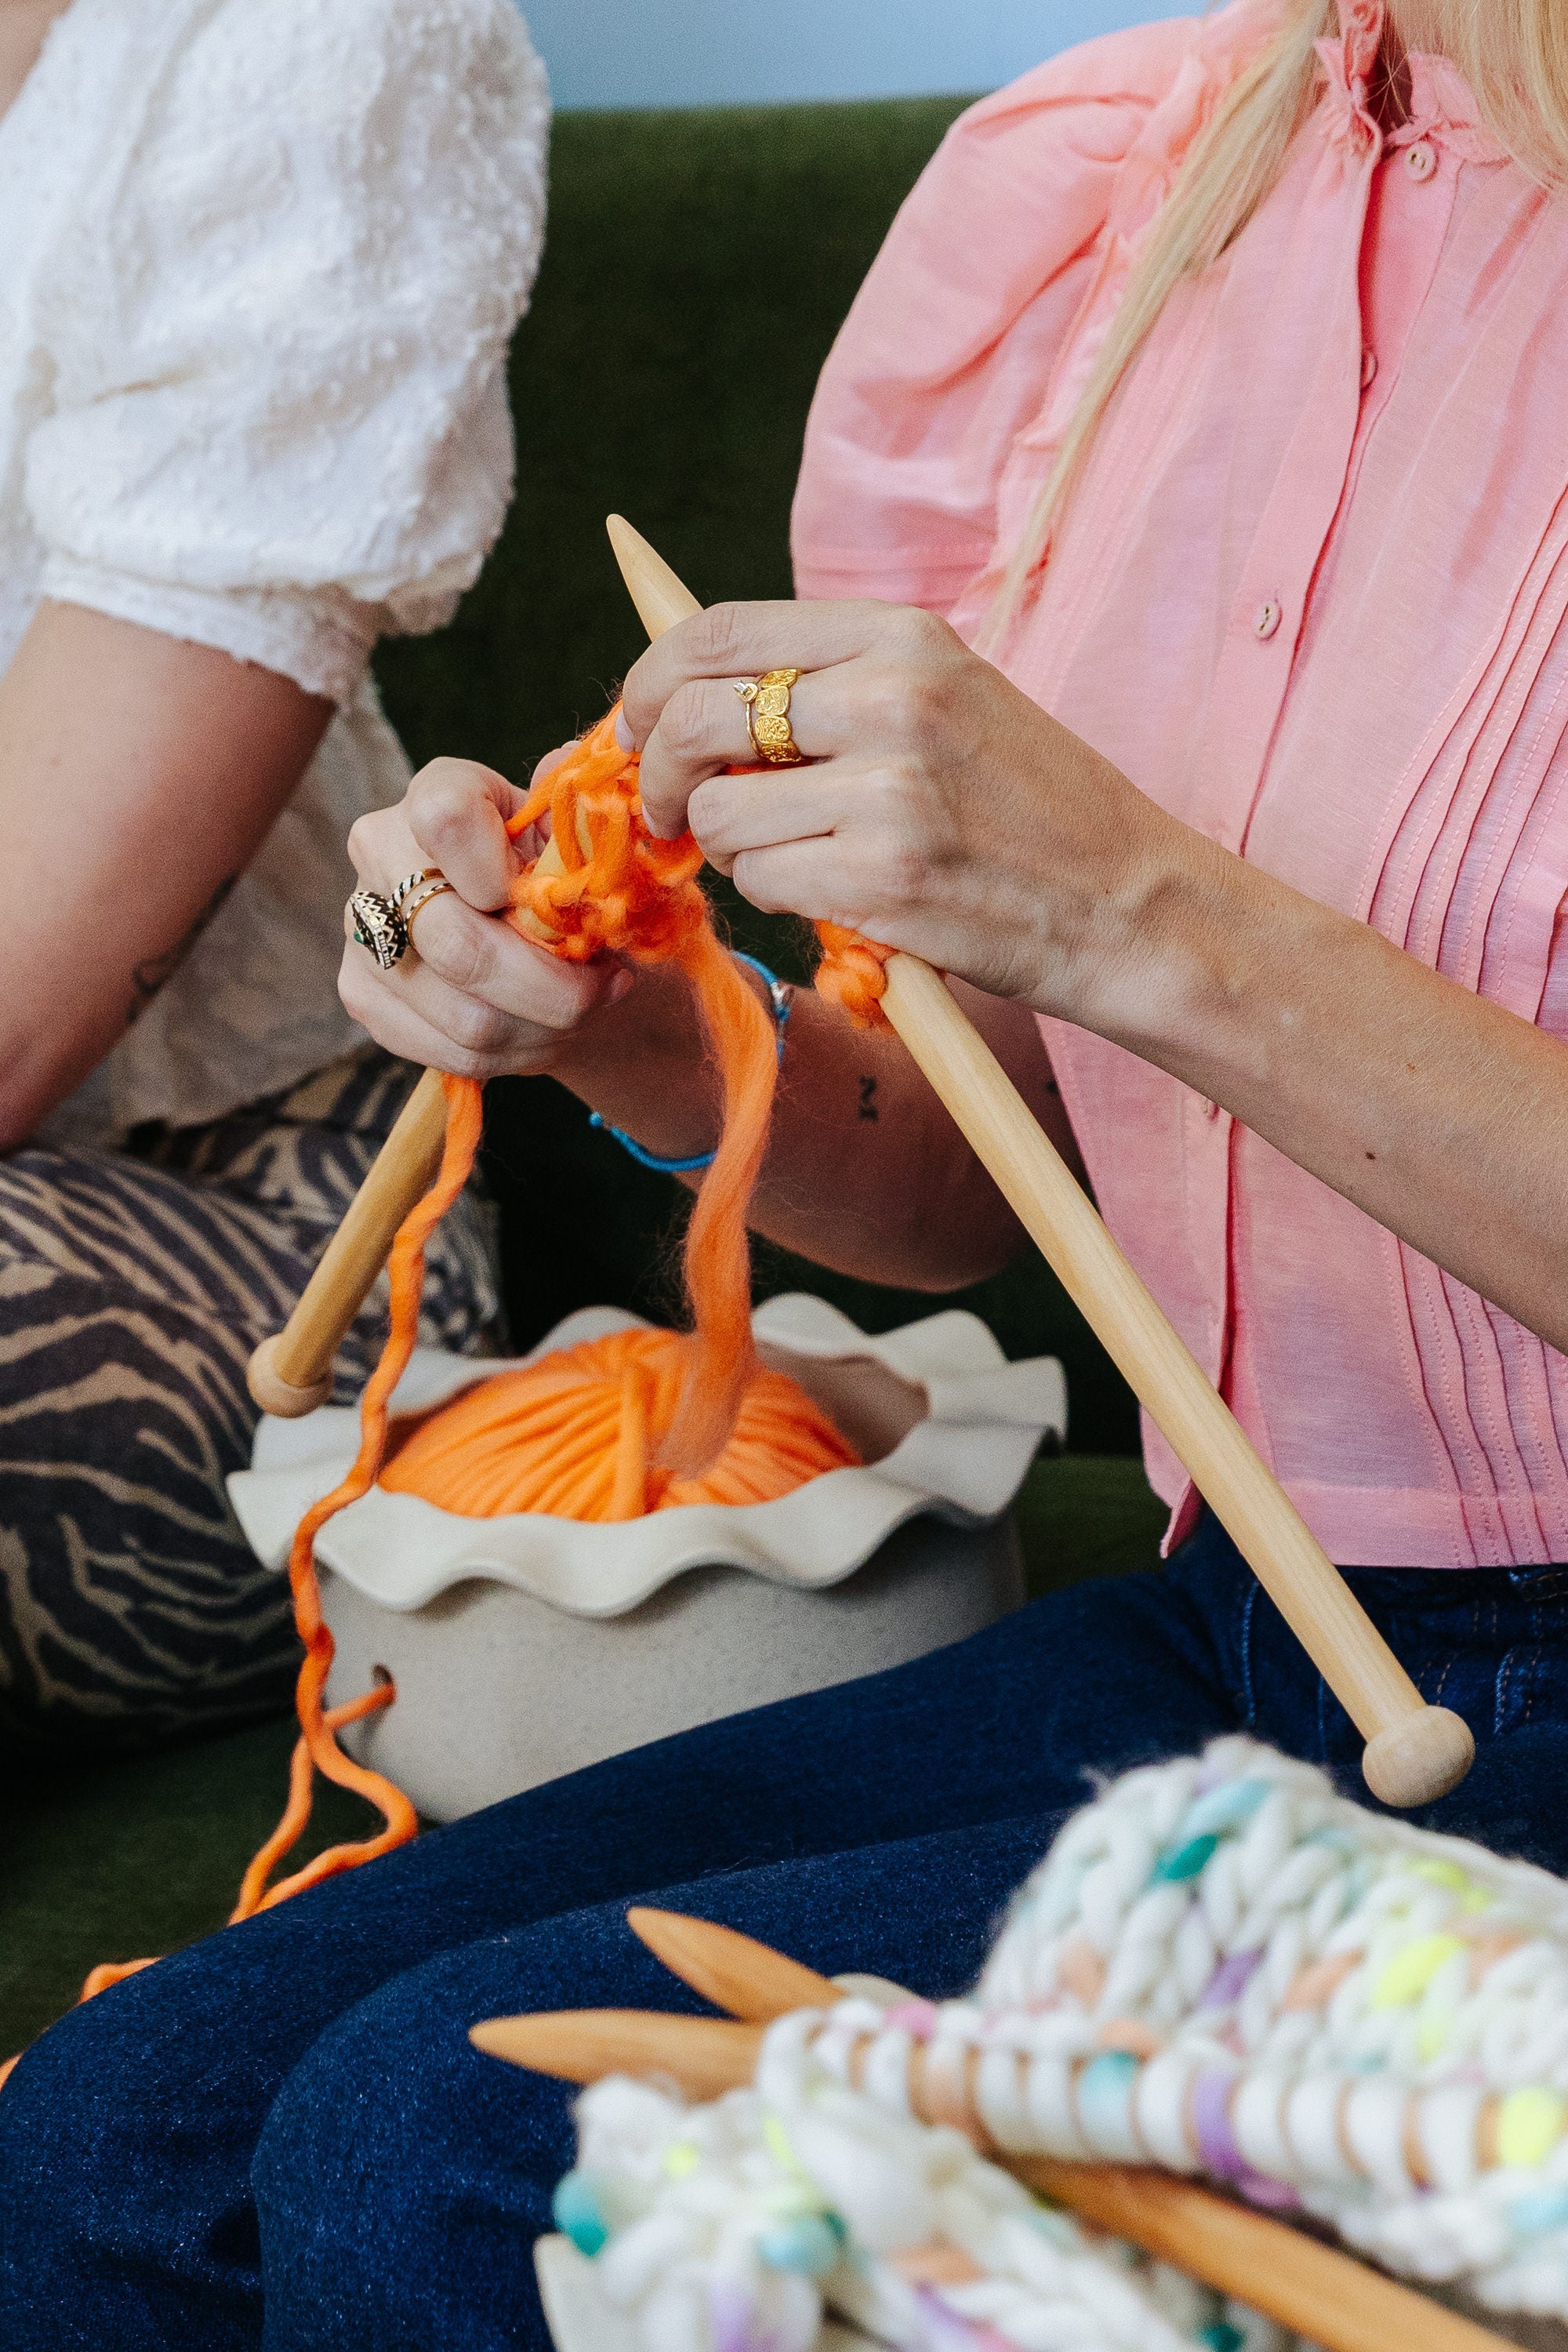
<box><xmin>348</xmin><ymin>888</ymin><xmax>409</xmax><ymax>971</ymax></box>
<box><xmin>390</xmin><ymin>867</ymin><xmax>441</xmax><ymax>916</ymax></box>
<box><xmin>735</xmin><ymin>666</ymin><xmax>806</xmax><ymax>766</ymax></box>
<box><xmin>400</xmin><ymin>876</ymin><xmax>456</xmax><ymax>942</ymax></box>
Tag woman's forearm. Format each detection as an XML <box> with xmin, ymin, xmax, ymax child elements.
<box><xmin>1102</xmin><ymin>820</ymin><xmax>1568</xmax><ymax>1350</ymax></box>
<box><xmin>0</xmin><ymin>603</ymin><xmax>331</xmax><ymax>1145</ymax></box>
<box><xmin>551</xmin><ymin>964</ymin><xmax>1067</xmax><ymax>1293</ymax></box>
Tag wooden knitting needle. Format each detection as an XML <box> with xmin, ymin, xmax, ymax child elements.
<box><xmin>605</xmin><ymin>515</ymin><xmax>1472</xmax><ymax>1811</ymax></box>
<box><xmin>470</xmin><ymin>1991</ymin><xmax>1515</xmax><ymax>2352</ymax></box>
<box><xmin>248</xmin><ymin>1067</ymin><xmax>451</xmax><ymax>1415</ymax></box>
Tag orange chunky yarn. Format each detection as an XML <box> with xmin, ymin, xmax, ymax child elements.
<box><xmin>813</xmin><ymin>920</ymin><xmax>893</xmax><ymax>1029</ymax></box>
<box><xmin>506</xmin><ymin>710</ymin><xmax>780</xmax><ymax>1477</ymax></box>
<box><xmin>382</xmin><ymin>1325</ymin><xmax>857</xmax><ymax>1521</ymax></box>
<box><xmin>228</xmin><ymin>707</ymin><xmax>808</xmax><ymax>1912</ymax></box>
<box><xmin>26</xmin><ymin>704</ymin><xmax>880</xmax><ymax>2043</ymax></box>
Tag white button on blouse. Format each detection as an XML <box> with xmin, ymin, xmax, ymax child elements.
<box><xmin>2</xmin><ymin>0</ymin><xmax>549</xmax><ymax>1145</ymax></box>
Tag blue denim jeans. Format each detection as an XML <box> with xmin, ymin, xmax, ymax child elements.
<box><xmin>4</xmin><ymin>1514</ymin><xmax>1568</xmax><ymax>2349</ymax></box>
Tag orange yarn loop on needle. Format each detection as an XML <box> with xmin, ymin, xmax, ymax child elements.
<box><xmin>381</xmin><ymin>1325</ymin><xmax>858</xmax><ymax>1522</ymax></box>
<box><xmin>813</xmin><ymin>920</ymin><xmax>893</xmax><ymax>1030</ymax></box>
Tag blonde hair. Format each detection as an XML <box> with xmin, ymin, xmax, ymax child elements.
<box><xmin>981</xmin><ymin>0</ymin><xmax>1568</xmax><ymax>650</ymax></box>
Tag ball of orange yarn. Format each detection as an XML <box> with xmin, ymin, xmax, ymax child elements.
<box><xmin>378</xmin><ymin>1326</ymin><xmax>860</xmax><ymax>1523</ymax></box>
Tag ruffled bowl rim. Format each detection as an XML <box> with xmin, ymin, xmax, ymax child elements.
<box><xmin>227</xmin><ymin>1293</ymin><xmax>1065</xmax><ymax>1618</ymax></box>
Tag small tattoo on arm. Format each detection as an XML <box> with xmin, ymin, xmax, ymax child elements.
<box><xmin>858</xmin><ymin>1075</ymin><xmax>879</xmax><ymax>1123</ymax></box>
<box><xmin>127</xmin><ymin>876</ymin><xmax>237</xmax><ymax>1025</ymax></box>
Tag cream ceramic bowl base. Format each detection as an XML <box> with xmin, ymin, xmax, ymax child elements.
<box><xmin>325</xmin><ymin>1507</ymin><xmax>1023</xmax><ymax>1820</ymax></box>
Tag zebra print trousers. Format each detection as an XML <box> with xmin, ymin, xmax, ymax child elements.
<box><xmin>0</xmin><ymin>1052</ymin><xmax>501</xmax><ymax>1753</ymax></box>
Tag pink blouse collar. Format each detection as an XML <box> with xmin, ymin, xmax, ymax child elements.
<box><xmin>1316</xmin><ymin>0</ymin><xmax>1504</xmax><ymax>162</ymax></box>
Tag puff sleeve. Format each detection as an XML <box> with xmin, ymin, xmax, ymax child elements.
<box><xmin>24</xmin><ymin>0</ymin><xmax>549</xmax><ymax>703</ymax></box>
<box><xmin>789</xmin><ymin>16</ymin><xmax>1212</xmax><ymax>619</ymax></box>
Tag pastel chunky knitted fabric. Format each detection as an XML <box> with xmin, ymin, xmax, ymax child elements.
<box><xmin>561</xmin><ymin>1738</ymin><xmax>1568</xmax><ymax>2345</ymax></box>
<box><xmin>566</xmin><ymin>2051</ymin><xmax>1287</xmax><ymax>2352</ymax></box>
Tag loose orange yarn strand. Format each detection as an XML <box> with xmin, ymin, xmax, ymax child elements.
<box><xmin>505</xmin><ymin>709</ymin><xmax>780</xmax><ymax>1473</ymax></box>
<box><xmin>35</xmin><ymin>704</ymin><xmax>883</xmax><ymax>2044</ymax></box>
<box><xmin>230</xmin><ymin>1070</ymin><xmax>483</xmax><ymax>1919</ymax></box>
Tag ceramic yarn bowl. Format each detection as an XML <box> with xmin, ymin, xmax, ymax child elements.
<box><xmin>228</xmin><ymin>1293</ymin><xmax>1065</xmax><ymax>1822</ymax></box>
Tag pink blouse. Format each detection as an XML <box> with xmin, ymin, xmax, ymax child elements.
<box><xmin>793</xmin><ymin>0</ymin><xmax>1568</xmax><ymax>1570</ymax></box>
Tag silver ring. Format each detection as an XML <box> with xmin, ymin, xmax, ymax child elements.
<box><xmin>348</xmin><ymin>888</ymin><xmax>408</xmax><ymax>971</ymax></box>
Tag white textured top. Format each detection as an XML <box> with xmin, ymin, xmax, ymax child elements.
<box><xmin>5</xmin><ymin>0</ymin><xmax>549</xmax><ymax>1145</ymax></box>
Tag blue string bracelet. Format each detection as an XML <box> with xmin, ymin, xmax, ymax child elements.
<box><xmin>589</xmin><ymin>953</ymin><xmax>791</xmax><ymax>1175</ymax></box>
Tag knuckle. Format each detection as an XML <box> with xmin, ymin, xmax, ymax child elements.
<box><xmin>408</xmin><ymin>759</ymin><xmax>491</xmax><ymax>842</ymax></box>
<box><xmin>690</xmin><ymin>602</ymin><xmax>749</xmax><ymax>673</ymax></box>
<box><xmin>659</xmin><ymin>681</ymin><xmax>715</xmax><ymax>767</ymax></box>
<box><xmin>423</xmin><ymin>915</ymin><xmax>493</xmax><ymax>996</ymax></box>
<box><xmin>619</xmin><ymin>653</ymin><xmax>659</xmax><ymax>737</ymax></box>
<box><xmin>730</xmin><ymin>851</ymin><xmax>783</xmax><ymax>914</ymax></box>
<box><xmin>874</xmin><ymin>816</ymin><xmax>933</xmax><ymax>908</ymax></box>
<box><xmin>888</xmin><ymin>603</ymin><xmax>953</xmax><ymax>660</ymax></box>
<box><xmin>684</xmin><ymin>775</ymin><xmax>728</xmax><ymax>845</ymax></box>
<box><xmin>346</xmin><ymin>813</ymin><xmax>383</xmax><ymax>873</ymax></box>
<box><xmin>449</xmin><ymin>995</ymin><xmax>511</xmax><ymax>1055</ymax></box>
<box><xmin>863</xmin><ymin>666</ymin><xmax>921</xmax><ymax>740</ymax></box>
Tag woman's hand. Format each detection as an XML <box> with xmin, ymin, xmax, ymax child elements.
<box><xmin>339</xmin><ymin>750</ymin><xmax>633</xmax><ymax>1080</ymax></box>
<box><xmin>621</xmin><ymin>597</ymin><xmax>1184</xmax><ymax>1029</ymax></box>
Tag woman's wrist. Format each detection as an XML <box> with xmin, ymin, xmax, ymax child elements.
<box><xmin>1069</xmin><ymin>808</ymin><xmax>1317</xmax><ymax>1107</ymax></box>
<box><xmin>997</xmin><ymin>729</ymin><xmax>1227</xmax><ymax>1049</ymax></box>
<box><xmin>550</xmin><ymin>953</ymin><xmax>759</xmax><ymax>1170</ymax></box>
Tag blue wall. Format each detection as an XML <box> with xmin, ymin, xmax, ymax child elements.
<box><xmin>523</xmin><ymin>1</ymin><xmax>1190</xmax><ymax>112</ymax></box>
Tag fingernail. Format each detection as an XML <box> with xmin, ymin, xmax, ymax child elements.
<box><xmin>607</xmin><ymin>967</ymin><xmax>636</xmax><ymax>1005</ymax></box>
<box><xmin>613</xmin><ymin>710</ymin><xmax>635</xmax><ymax>752</ymax></box>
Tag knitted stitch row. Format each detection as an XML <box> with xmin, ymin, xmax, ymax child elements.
<box><xmin>954</xmin><ymin>1737</ymin><xmax>1568</xmax><ymax>2312</ymax></box>
<box><xmin>555</xmin><ymin>1739</ymin><xmax>1568</xmax><ymax>2343</ymax></box>
<box><xmin>564</xmin><ymin>2025</ymin><xmax>1289</xmax><ymax>2352</ymax></box>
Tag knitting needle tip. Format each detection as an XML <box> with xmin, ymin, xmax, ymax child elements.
<box><xmin>605</xmin><ymin>514</ymin><xmax>702</xmax><ymax>641</ymax></box>
<box><xmin>625</xmin><ymin>1907</ymin><xmax>840</xmax><ymax>2021</ymax></box>
<box><xmin>470</xmin><ymin>2007</ymin><xmax>763</xmax><ymax>2100</ymax></box>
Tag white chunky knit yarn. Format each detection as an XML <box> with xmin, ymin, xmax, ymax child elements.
<box><xmin>565</xmin><ymin>2031</ymin><xmax>1291</xmax><ymax>2352</ymax></box>
<box><xmin>555</xmin><ymin>1740</ymin><xmax>1568</xmax><ymax>2347</ymax></box>
<box><xmin>952</xmin><ymin>1737</ymin><xmax>1568</xmax><ymax>2314</ymax></box>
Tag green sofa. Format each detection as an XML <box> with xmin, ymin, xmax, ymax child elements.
<box><xmin>0</xmin><ymin>100</ymin><xmax>1165</xmax><ymax>2058</ymax></box>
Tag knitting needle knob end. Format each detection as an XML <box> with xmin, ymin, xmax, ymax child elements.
<box><xmin>246</xmin><ymin>1334</ymin><xmax>332</xmax><ymax>1419</ymax></box>
<box><xmin>1362</xmin><ymin>1706</ymin><xmax>1474</xmax><ymax>1808</ymax></box>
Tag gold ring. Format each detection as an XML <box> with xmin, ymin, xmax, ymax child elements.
<box><xmin>735</xmin><ymin>667</ymin><xmax>805</xmax><ymax>766</ymax></box>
